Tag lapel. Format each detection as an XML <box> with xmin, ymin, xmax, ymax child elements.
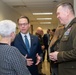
<box><xmin>18</xmin><ymin>33</ymin><xmax>37</xmax><ymax>55</ymax></box>
<box><xmin>30</xmin><ymin>34</ymin><xmax>35</xmax><ymax>54</ymax></box>
<box><xmin>18</xmin><ymin>33</ymin><xmax>28</xmax><ymax>53</ymax></box>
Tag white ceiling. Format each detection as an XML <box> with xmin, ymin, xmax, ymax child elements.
<box><xmin>1</xmin><ymin>0</ymin><xmax>73</xmax><ymax>27</ymax></box>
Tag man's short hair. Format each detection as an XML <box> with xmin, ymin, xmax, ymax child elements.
<box><xmin>57</xmin><ymin>2</ymin><xmax>75</xmax><ymax>14</ymax></box>
<box><xmin>17</xmin><ymin>16</ymin><xmax>30</xmax><ymax>23</ymax></box>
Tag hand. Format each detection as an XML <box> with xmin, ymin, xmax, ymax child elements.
<box><xmin>24</xmin><ymin>55</ymin><xmax>34</xmax><ymax>66</ymax></box>
<box><xmin>41</xmin><ymin>45</ymin><xmax>45</xmax><ymax>50</ymax></box>
<box><xmin>49</xmin><ymin>51</ymin><xmax>59</xmax><ymax>61</ymax></box>
<box><xmin>35</xmin><ymin>53</ymin><xmax>41</xmax><ymax>65</ymax></box>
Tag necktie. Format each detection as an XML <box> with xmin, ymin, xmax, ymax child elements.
<box><xmin>25</xmin><ymin>35</ymin><xmax>30</xmax><ymax>53</ymax></box>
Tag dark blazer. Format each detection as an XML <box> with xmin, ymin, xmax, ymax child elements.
<box><xmin>57</xmin><ymin>18</ymin><xmax>76</xmax><ymax>75</ymax></box>
<box><xmin>43</xmin><ymin>34</ymin><xmax>49</xmax><ymax>49</ymax></box>
<box><xmin>11</xmin><ymin>33</ymin><xmax>42</xmax><ymax>75</ymax></box>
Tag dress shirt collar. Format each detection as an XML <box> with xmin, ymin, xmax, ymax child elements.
<box><xmin>65</xmin><ymin>18</ymin><xmax>74</xmax><ymax>28</ymax></box>
<box><xmin>20</xmin><ymin>32</ymin><xmax>31</xmax><ymax>47</ymax></box>
<box><xmin>20</xmin><ymin>32</ymin><xmax>30</xmax><ymax>38</ymax></box>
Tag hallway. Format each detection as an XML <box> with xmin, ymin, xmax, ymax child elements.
<box><xmin>42</xmin><ymin>51</ymin><xmax>51</xmax><ymax>75</ymax></box>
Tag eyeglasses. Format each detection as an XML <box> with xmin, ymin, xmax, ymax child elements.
<box><xmin>18</xmin><ymin>23</ymin><xmax>29</xmax><ymax>26</ymax></box>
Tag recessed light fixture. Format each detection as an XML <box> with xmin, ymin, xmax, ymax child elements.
<box><xmin>33</xmin><ymin>13</ymin><xmax>53</xmax><ymax>15</ymax></box>
<box><xmin>13</xmin><ymin>5</ymin><xmax>26</xmax><ymax>8</ymax></box>
<box><xmin>40</xmin><ymin>22</ymin><xmax>51</xmax><ymax>24</ymax></box>
<box><xmin>37</xmin><ymin>18</ymin><xmax>52</xmax><ymax>20</ymax></box>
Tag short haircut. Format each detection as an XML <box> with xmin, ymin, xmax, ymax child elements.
<box><xmin>17</xmin><ymin>16</ymin><xmax>30</xmax><ymax>23</ymax></box>
<box><xmin>57</xmin><ymin>2</ymin><xmax>75</xmax><ymax>14</ymax></box>
<box><xmin>0</xmin><ymin>20</ymin><xmax>16</xmax><ymax>37</ymax></box>
<box><xmin>47</xmin><ymin>29</ymin><xmax>50</xmax><ymax>33</ymax></box>
<box><xmin>52</xmin><ymin>29</ymin><xmax>56</xmax><ymax>32</ymax></box>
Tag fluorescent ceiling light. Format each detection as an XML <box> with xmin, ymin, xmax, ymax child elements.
<box><xmin>40</xmin><ymin>22</ymin><xmax>51</xmax><ymax>24</ymax></box>
<box><xmin>33</xmin><ymin>13</ymin><xmax>53</xmax><ymax>15</ymax></box>
<box><xmin>37</xmin><ymin>18</ymin><xmax>52</xmax><ymax>20</ymax></box>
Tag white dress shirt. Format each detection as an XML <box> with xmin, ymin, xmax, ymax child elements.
<box><xmin>20</xmin><ymin>32</ymin><xmax>31</xmax><ymax>48</ymax></box>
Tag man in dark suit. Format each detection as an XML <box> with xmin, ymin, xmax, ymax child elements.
<box><xmin>43</xmin><ymin>29</ymin><xmax>50</xmax><ymax>61</ymax></box>
<box><xmin>35</xmin><ymin>27</ymin><xmax>46</xmax><ymax>75</ymax></box>
<box><xmin>49</xmin><ymin>2</ymin><xmax>76</xmax><ymax>75</ymax></box>
<box><xmin>11</xmin><ymin>16</ymin><xmax>43</xmax><ymax>75</ymax></box>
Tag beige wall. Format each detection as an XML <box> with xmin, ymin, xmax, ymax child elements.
<box><xmin>0</xmin><ymin>0</ymin><xmax>21</xmax><ymax>39</ymax></box>
<box><xmin>0</xmin><ymin>0</ymin><xmax>20</xmax><ymax>22</ymax></box>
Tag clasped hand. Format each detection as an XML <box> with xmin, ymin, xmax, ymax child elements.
<box><xmin>49</xmin><ymin>51</ymin><xmax>59</xmax><ymax>61</ymax></box>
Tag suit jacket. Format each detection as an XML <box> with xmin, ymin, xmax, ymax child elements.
<box><xmin>0</xmin><ymin>43</ymin><xmax>31</xmax><ymax>75</ymax></box>
<box><xmin>11</xmin><ymin>33</ymin><xmax>42</xmax><ymax>75</ymax></box>
<box><xmin>57</xmin><ymin>18</ymin><xmax>76</xmax><ymax>75</ymax></box>
<box><xmin>43</xmin><ymin>34</ymin><xmax>49</xmax><ymax>49</ymax></box>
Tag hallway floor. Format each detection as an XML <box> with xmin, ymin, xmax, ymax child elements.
<box><xmin>42</xmin><ymin>51</ymin><xmax>51</xmax><ymax>75</ymax></box>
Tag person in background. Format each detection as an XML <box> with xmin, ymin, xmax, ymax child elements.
<box><xmin>48</xmin><ymin>29</ymin><xmax>56</xmax><ymax>75</ymax></box>
<box><xmin>49</xmin><ymin>26</ymin><xmax>64</xmax><ymax>49</ymax></box>
<box><xmin>11</xmin><ymin>16</ymin><xmax>43</xmax><ymax>75</ymax></box>
<box><xmin>49</xmin><ymin>2</ymin><xmax>76</xmax><ymax>75</ymax></box>
<box><xmin>43</xmin><ymin>29</ymin><xmax>50</xmax><ymax>62</ymax></box>
<box><xmin>49</xmin><ymin>26</ymin><xmax>64</xmax><ymax>75</ymax></box>
<box><xmin>49</xmin><ymin>29</ymin><xmax>56</xmax><ymax>41</ymax></box>
<box><xmin>0</xmin><ymin>20</ymin><xmax>31</xmax><ymax>75</ymax></box>
<box><xmin>36</xmin><ymin>27</ymin><xmax>45</xmax><ymax>52</ymax></box>
<box><xmin>35</xmin><ymin>27</ymin><xmax>45</xmax><ymax>75</ymax></box>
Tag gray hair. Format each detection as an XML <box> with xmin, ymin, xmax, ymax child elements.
<box><xmin>0</xmin><ymin>20</ymin><xmax>16</xmax><ymax>37</ymax></box>
<box><xmin>57</xmin><ymin>2</ymin><xmax>75</xmax><ymax>15</ymax></box>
